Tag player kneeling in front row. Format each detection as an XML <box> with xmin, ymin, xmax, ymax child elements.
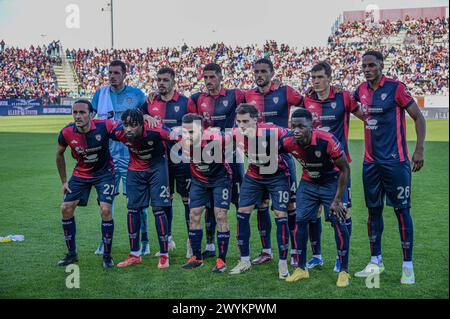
<box><xmin>231</xmin><ymin>104</ymin><xmax>291</xmax><ymax>279</ymax></box>
<box><xmin>282</xmin><ymin>108</ymin><xmax>351</xmax><ymax>287</ymax></box>
<box><xmin>180</xmin><ymin>113</ymin><xmax>231</xmax><ymax>273</ymax></box>
<box><xmin>56</xmin><ymin>100</ymin><xmax>117</xmax><ymax>269</ymax></box>
<box><xmin>111</xmin><ymin>109</ymin><xmax>173</xmax><ymax>269</ymax></box>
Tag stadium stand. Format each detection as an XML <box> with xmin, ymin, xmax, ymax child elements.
<box><xmin>0</xmin><ymin>16</ymin><xmax>448</xmax><ymax>100</ymax></box>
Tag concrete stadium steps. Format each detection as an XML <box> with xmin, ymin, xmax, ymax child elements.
<box><xmin>53</xmin><ymin>57</ymin><xmax>79</xmax><ymax>94</ymax></box>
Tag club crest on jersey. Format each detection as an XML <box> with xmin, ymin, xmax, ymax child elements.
<box><xmin>174</xmin><ymin>106</ymin><xmax>180</xmax><ymax>112</ymax></box>
<box><xmin>381</xmin><ymin>93</ymin><xmax>387</xmax><ymax>101</ymax></box>
<box><xmin>331</xmin><ymin>102</ymin><xmax>337</xmax><ymax>109</ymax></box>
<box><xmin>223</xmin><ymin>100</ymin><xmax>229</xmax><ymax>107</ymax></box>
<box><xmin>361</xmin><ymin>104</ymin><xmax>368</xmax><ymax>113</ymax></box>
<box><xmin>148</xmin><ymin>141</ymin><xmax>154</xmax><ymax>146</ymax></box>
<box><xmin>95</xmin><ymin>134</ymin><xmax>102</xmax><ymax>141</ymax></box>
<box><xmin>315</xmin><ymin>150</ymin><xmax>321</xmax><ymax>158</ymax></box>
<box><xmin>273</xmin><ymin>97</ymin><xmax>279</xmax><ymax>104</ymax></box>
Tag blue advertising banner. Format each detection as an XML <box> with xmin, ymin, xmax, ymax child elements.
<box><xmin>0</xmin><ymin>99</ymin><xmax>72</xmax><ymax>116</ymax></box>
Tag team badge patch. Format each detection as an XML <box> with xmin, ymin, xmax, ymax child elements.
<box><xmin>148</xmin><ymin>141</ymin><xmax>154</xmax><ymax>146</ymax></box>
<box><xmin>381</xmin><ymin>93</ymin><xmax>387</xmax><ymax>101</ymax></box>
<box><xmin>315</xmin><ymin>150</ymin><xmax>322</xmax><ymax>158</ymax></box>
<box><xmin>174</xmin><ymin>106</ymin><xmax>180</xmax><ymax>112</ymax></box>
<box><xmin>273</xmin><ymin>97</ymin><xmax>279</xmax><ymax>104</ymax></box>
<box><xmin>331</xmin><ymin>102</ymin><xmax>337</xmax><ymax>109</ymax></box>
<box><xmin>361</xmin><ymin>104</ymin><xmax>368</xmax><ymax>113</ymax></box>
<box><xmin>95</xmin><ymin>134</ymin><xmax>102</xmax><ymax>141</ymax></box>
<box><xmin>223</xmin><ymin>100</ymin><xmax>229</xmax><ymax>107</ymax></box>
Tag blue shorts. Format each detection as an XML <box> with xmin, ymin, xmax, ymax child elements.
<box><xmin>64</xmin><ymin>173</ymin><xmax>115</xmax><ymax>206</ymax></box>
<box><xmin>189</xmin><ymin>175</ymin><xmax>232</xmax><ymax>209</ymax></box>
<box><xmin>169</xmin><ymin>160</ymin><xmax>191</xmax><ymax>199</ymax></box>
<box><xmin>363</xmin><ymin>161</ymin><xmax>411</xmax><ymax>209</ymax></box>
<box><xmin>296</xmin><ymin>177</ymin><xmax>349</xmax><ymax>222</ymax></box>
<box><xmin>230</xmin><ymin>162</ymin><xmax>244</xmax><ymax>207</ymax></box>
<box><xmin>126</xmin><ymin>158</ymin><xmax>171</xmax><ymax>210</ymax></box>
<box><xmin>282</xmin><ymin>153</ymin><xmax>297</xmax><ymax>202</ymax></box>
<box><xmin>239</xmin><ymin>172</ymin><xmax>290</xmax><ymax>212</ymax></box>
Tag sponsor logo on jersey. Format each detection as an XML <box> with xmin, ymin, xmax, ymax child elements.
<box><xmin>365</xmin><ymin>119</ymin><xmax>378</xmax><ymax>130</ymax></box>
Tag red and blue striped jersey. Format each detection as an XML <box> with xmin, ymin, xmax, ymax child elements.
<box><xmin>244</xmin><ymin>83</ymin><xmax>303</xmax><ymax>128</ymax></box>
<box><xmin>280</xmin><ymin>129</ymin><xmax>344</xmax><ymax>183</ymax></box>
<box><xmin>191</xmin><ymin>87</ymin><xmax>245</xmax><ymax>130</ymax></box>
<box><xmin>110</xmin><ymin>123</ymin><xmax>170</xmax><ymax>171</ymax></box>
<box><xmin>354</xmin><ymin>76</ymin><xmax>414</xmax><ymax>163</ymax></box>
<box><xmin>141</xmin><ymin>91</ymin><xmax>197</xmax><ymax>128</ymax></box>
<box><xmin>58</xmin><ymin>119</ymin><xmax>117</xmax><ymax>178</ymax></box>
<box><xmin>303</xmin><ymin>88</ymin><xmax>358</xmax><ymax>162</ymax></box>
<box><xmin>185</xmin><ymin>130</ymin><xmax>232</xmax><ymax>183</ymax></box>
<box><xmin>233</xmin><ymin>123</ymin><xmax>289</xmax><ymax>179</ymax></box>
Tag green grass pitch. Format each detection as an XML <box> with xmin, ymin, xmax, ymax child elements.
<box><xmin>0</xmin><ymin>116</ymin><xmax>448</xmax><ymax>298</ymax></box>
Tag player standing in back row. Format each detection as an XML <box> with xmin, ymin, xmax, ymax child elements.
<box><xmin>353</xmin><ymin>50</ymin><xmax>426</xmax><ymax>284</ymax></box>
<box><xmin>301</xmin><ymin>61</ymin><xmax>361</xmax><ymax>271</ymax></box>
<box><xmin>244</xmin><ymin>58</ymin><xmax>303</xmax><ymax>266</ymax></box>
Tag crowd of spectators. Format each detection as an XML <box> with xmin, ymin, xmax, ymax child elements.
<box><xmin>0</xmin><ymin>43</ymin><xmax>69</xmax><ymax>104</ymax></box>
<box><xmin>0</xmin><ymin>17</ymin><xmax>448</xmax><ymax>102</ymax></box>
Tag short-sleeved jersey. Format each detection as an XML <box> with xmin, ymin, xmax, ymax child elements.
<box><xmin>280</xmin><ymin>129</ymin><xmax>344</xmax><ymax>183</ymax></box>
<box><xmin>354</xmin><ymin>76</ymin><xmax>414</xmax><ymax>163</ymax></box>
<box><xmin>233</xmin><ymin>123</ymin><xmax>289</xmax><ymax>179</ymax></box>
<box><xmin>244</xmin><ymin>83</ymin><xmax>303</xmax><ymax>128</ymax></box>
<box><xmin>92</xmin><ymin>85</ymin><xmax>147</xmax><ymax>167</ymax></box>
<box><xmin>302</xmin><ymin>88</ymin><xmax>358</xmax><ymax>162</ymax></box>
<box><xmin>141</xmin><ymin>91</ymin><xmax>197</xmax><ymax>129</ymax></box>
<box><xmin>111</xmin><ymin>123</ymin><xmax>170</xmax><ymax>171</ymax></box>
<box><xmin>185</xmin><ymin>130</ymin><xmax>232</xmax><ymax>183</ymax></box>
<box><xmin>58</xmin><ymin>120</ymin><xmax>117</xmax><ymax>178</ymax></box>
<box><xmin>190</xmin><ymin>87</ymin><xmax>245</xmax><ymax>130</ymax></box>
<box><xmin>92</xmin><ymin>85</ymin><xmax>147</xmax><ymax>121</ymax></box>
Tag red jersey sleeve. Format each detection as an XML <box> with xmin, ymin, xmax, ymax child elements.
<box><xmin>343</xmin><ymin>90</ymin><xmax>359</xmax><ymax>113</ymax></box>
<box><xmin>286</xmin><ymin>85</ymin><xmax>303</xmax><ymax>107</ymax></box>
<box><xmin>235</xmin><ymin>89</ymin><xmax>246</xmax><ymax>105</ymax></box>
<box><xmin>326</xmin><ymin>133</ymin><xmax>344</xmax><ymax>160</ymax></box>
<box><xmin>187</xmin><ymin>97</ymin><xmax>198</xmax><ymax>114</ymax></box>
<box><xmin>395</xmin><ymin>82</ymin><xmax>414</xmax><ymax>109</ymax></box>
<box><xmin>58</xmin><ymin>130</ymin><xmax>67</xmax><ymax>147</ymax></box>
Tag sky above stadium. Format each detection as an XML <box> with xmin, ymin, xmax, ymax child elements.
<box><xmin>0</xmin><ymin>0</ymin><xmax>447</xmax><ymax>49</ymax></box>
